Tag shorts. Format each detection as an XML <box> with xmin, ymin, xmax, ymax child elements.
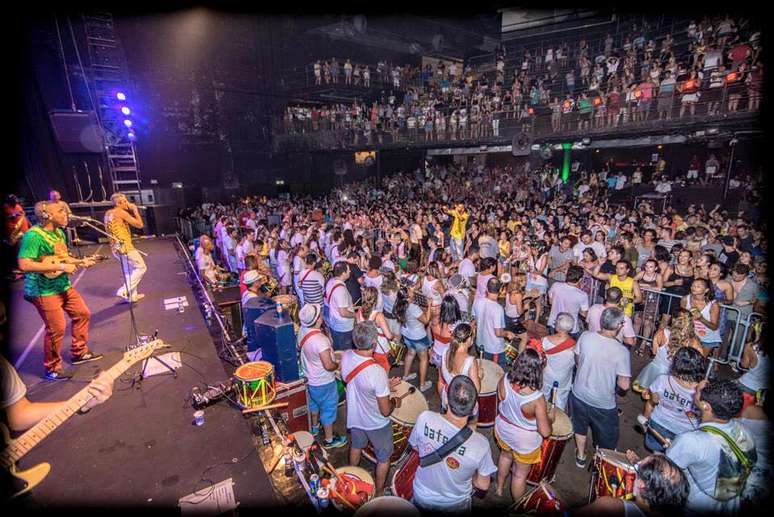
<box><xmin>494</xmin><ymin>428</ymin><xmax>542</xmax><ymax>464</ymax></box>
<box><xmin>568</xmin><ymin>391</ymin><xmax>619</xmax><ymax>450</ymax></box>
<box><xmin>402</xmin><ymin>334</ymin><xmax>431</xmax><ymax>353</ymax></box>
<box><xmin>644</xmin><ymin>418</ymin><xmax>676</xmax><ymax>453</ymax></box>
<box><xmin>350</xmin><ymin>423</ymin><xmax>394</xmax><ymax>463</ymax></box>
<box><xmin>638</xmin><ymin>100</ymin><xmax>651</xmax><ymax>112</ymax></box>
<box><xmin>329</xmin><ymin>328</ymin><xmax>354</xmax><ymax>351</ymax></box>
<box><xmin>700</xmin><ymin>341</ymin><xmax>721</xmax><ymax>350</ymax></box>
<box><xmin>482</xmin><ymin>350</ymin><xmax>508</xmax><ymax>369</ymax></box>
<box><xmin>308</xmin><ymin>381</ymin><xmax>339</xmax><ymax>426</ymax></box>
<box><xmin>687</xmin><ymin>169</ymin><xmax>699</xmax><ymax>179</ymax></box>
<box><xmin>413</xmin><ymin>495</ymin><xmax>471</xmax><ymax>514</ymax></box>
<box><xmin>505</xmin><ymin>315</ymin><xmax>526</xmax><ymax>334</ymax></box>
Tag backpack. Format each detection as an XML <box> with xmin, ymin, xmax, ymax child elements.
<box><xmin>700</xmin><ymin>424</ymin><xmax>757</xmax><ymax>501</ymax></box>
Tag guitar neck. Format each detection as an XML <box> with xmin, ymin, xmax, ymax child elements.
<box><xmin>3</xmin><ymin>358</ymin><xmax>131</xmax><ymax>465</ymax></box>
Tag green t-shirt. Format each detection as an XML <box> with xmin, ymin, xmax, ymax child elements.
<box><xmin>18</xmin><ymin>226</ymin><xmax>72</xmax><ymax>297</ymax></box>
<box><xmin>578</xmin><ymin>98</ymin><xmax>592</xmax><ymax>113</ymax></box>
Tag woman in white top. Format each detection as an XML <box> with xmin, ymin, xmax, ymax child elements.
<box><xmin>355</xmin><ymin>287</ymin><xmax>392</xmax><ymax>374</ymax></box>
<box><xmin>363</xmin><ymin>256</ymin><xmax>384</xmax><ymax>312</ymax></box>
<box><xmin>634</xmin><ymin>310</ymin><xmax>703</xmax><ymax>393</ymax></box>
<box><xmin>430</xmin><ymin>295</ymin><xmax>461</xmax><ymax>368</ymax></box>
<box><xmin>380</xmin><ymin>274</ymin><xmax>401</xmax><ymax>338</ymax></box>
<box><xmin>422</xmin><ymin>262</ymin><xmax>445</xmax><ymax>328</ymax></box>
<box><xmin>526</xmin><ymin>241</ymin><xmax>549</xmax><ymax>322</ymax></box>
<box><xmin>395</xmin><ymin>283</ymin><xmax>433</xmax><ymax>392</ymax></box>
<box><xmin>504</xmin><ymin>272</ymin><xmax>527</xmax><ymax>333</ymax></box>
<box><xmin>738</xmin><ymin>334</ymin><xmax>769</xmax><ymax>406</ymax></box>
<box><xmin>291</xmin><ymin>244</ymin><xmax>307</xmax><ymax>296</ymax></box>
<box><xmin>680</xmin><ymin>278</ymin><xmax>721</xmax><ymax>357</ymax></box>
<box><xmin>541</xmin><ymin>313</ymin><xmax>576</xmax><ymax>411</ymax></box>
<box><xmin>437</xmin><ymin>323</ymin><xmax>481</xmax><ymax>416</ymax></box>
<box><xmin>494</xmin><ymin>347</ymin><xmax>553</xmax><ymax>502</ymax></box>
<box><xmin>275</xmin><ymin>240</ymin><xmax>293</xmax><ymax>294</ymax></box>
<box><xmin>642</xmin><ymin>346</ymin><xmax>706</xmax><ymax>453</ymax></box>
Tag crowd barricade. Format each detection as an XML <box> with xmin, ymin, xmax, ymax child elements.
<box><xmin>176</xmin><ymin>217</ymin><xmax>194</xmax><ymax>242</ymax></box>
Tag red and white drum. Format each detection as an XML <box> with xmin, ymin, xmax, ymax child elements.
<box><xmin>353</xmin><ymin>495</ymin><xmax>420</xmax><ymax>517</ymax></box>
<box><xmin>390</xmin><ymin>449</ymin><xmax>420</xmax><ymax>501</ymax></box>
<box><xmin>330</xmin><ymin>465</ymin><xmax>375</xmax><ymax>511</ymax></box>
<box><xmin>513</xmin><ymin>480</ymin><xmax>567</xmax><ymax>515</ymax></box>
<box><xmin>527</xmin><ymin>407</ymin><xmax>574</xmax><ymax>484</ymax></box>
<box><xmin>363</xmin><ymin>381</ymin><xmax>428</xmax><ymax>465</ymax></box>
<box><xmin>477</xmin><ymin>359</ymin><xmax>505</xmax><ymax>427</ymax></box>
<box><xmin>588</xmin><ymin>448</ymin><xmax>637</xmax><ymax>502</ymax></box>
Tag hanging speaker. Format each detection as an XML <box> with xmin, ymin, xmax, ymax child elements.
<box><xmin>432</xmin><ymin>34</ymin><xmax>445</xmax><ymax>52</ymax></box>
<box><xmin>511</xmin><ymin>132</ymin><xmax>532</xmax><ymax>156</ymax></box>
<box><xmin>353</xmin><ymin>15</ymin><xmax>367</xmax><ymax>34</ymax></box>
<box><xmin>49</xmin><ymin>110</ymin><xmax>105</xmax><ymax>154</ymax></box>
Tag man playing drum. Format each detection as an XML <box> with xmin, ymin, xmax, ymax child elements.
<box><xmin>407</xmin><ymin>375</ymin><xmax>497</xmax><ymax>513</ymax></box>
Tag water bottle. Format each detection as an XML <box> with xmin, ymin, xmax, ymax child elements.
<box><xmin>276</xmin><ymin>303</ymin><xmax>284</xmax><ymax>318</ymax></box>
<box><xmin>549</xmin><ymin>381</ymin><xmax>559</xmax><ymax>407</ymax></box>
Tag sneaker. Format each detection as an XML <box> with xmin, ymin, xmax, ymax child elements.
<box><xmin>72</xmin><ymin>352</ymin><xmax>104</xmax><ymax>365</ymax></box>
<box><xmin>575</xmin><ymin>454</ymin><xmax>587</xmax><ymax>469</ymax></box>
<box><xmin>44</xmin><ymin>370</ymin><xmax>73</xmax><ymax>381</ymax></box>
<box><xmin>323</xmin><ymin>435</ymin><xmax>348</xmax><ymax>449</ymax></box>
<box><xmin>310</xmin><ymin>425</ymin><xmax>321</xmax><ymax>436</ymax></box>
<box><xmin>420</xmin><ymin>381</ymin><xmax>433</xmax><ymax>392</ymax></box>
<box><xmin>403</xmin><ymin>373</ymin><xmax>417</xmax><ymax>381</ymax></box>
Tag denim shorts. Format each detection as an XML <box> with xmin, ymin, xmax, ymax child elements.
<box><xmin>350</xmin><ymin>423</ymin><xmax>394</xmax><ymax>463</ymax></box>
<box><xmin>644</xmin><ymin>418</ymin><xmax>677</xmax><ymax>453</ymax></box>
<box><xmin>402</xmin><ymin>334</ymin><xmax>431</xmax><ymax>353</ymax></box>
<box><xmin>700</xmin><ymin>341</ymin><xmax>721</xmax><ymax>350</ymax></box>
<box><xmin>568</xmin><ymin>391</ymin><xmax>619</xmax><ymax>450</ymax></box>
<box><xmin>329</xmin><ymin>328</ymin><xmax>354</xmax><ymax>351</ymax></box>
<box><xmin>307</xmin><ymin>381</ymin><xmax>339</xmax><ymax>426</ymax></box>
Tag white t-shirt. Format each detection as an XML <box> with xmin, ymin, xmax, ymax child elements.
<box><xmin>586</xmin><ymin>304</ymin><xmax>636</xmax><ymax>341</ymax></box>
<box><xmin>572</xmin><ymin>241</ymin><xmax>594</xmax><ymax>261</ymax></box>
<box><xmin>472</xmin><ymin>297</ymin><xmax>506</xmax><ymax>354</ymax></box>
<box><xmin>547</xmin><ymin>282</ymin><xmax>589</xmax><ymax>332</ymax></box>
<box><xmin>408</xmin><ymin>410</ymin><xmax>497</xmax><ymax>508</ymax></box>
<box><xmin>475</xmin><ymin>273</ymin><xmax>494</xmax><ymax>299</ymax></box>
<box><xmin>458</xmin><ymin>258</ymin><xmax>476</xmax><ymax>282</ymax></box>
<box><xmin>298</xmin><ymin>328</ymin><xmax>336</xmax><ymax>387</ymax></box>
<box><xmin>648</xmin><ymin>375</ymin><xmax>699</xmax><ymax>435</ymax></box>
<box><xmin>325</xmin><ymin>279</ymin><xmax>354</xmax><ymax>332</ymax></box>
<box><xmin>571</xmin><ymin>331</ymin><xmax>631</xmax><ymax>409</ymax></box>
<box><xmin>401</xmin><ymin>304</ymin><xmax>428</xmax><ymax>340</ymax></box>
<box><xmin>542</xmin><ymin>336</ymin><xmax>576</xmax><ymax>390</ymax></box>
<box><xmin>340</xmin><ymin>351</ymin><xmax>390</xmax><ymax>431</ymax></box>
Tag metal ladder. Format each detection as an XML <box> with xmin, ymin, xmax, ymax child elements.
<box><xmin>81</xmin><ymin>12</ymin><xmax>142</xmax><ymax>198</ymax></box>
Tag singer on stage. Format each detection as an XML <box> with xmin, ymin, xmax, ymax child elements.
<box><xmin>104</xmin><ymin>193</ymin><xmax>147</xmax><ymax>303</ymax></box>
<box><xmin>17</xmin><ymin>201</ymin><xmax>101</xmax><ymax>380</ymax></box>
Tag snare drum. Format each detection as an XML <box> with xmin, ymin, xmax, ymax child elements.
<box><xmin>513</xmin><ymin>481</ymin><xmax>567</xmax><ymax>515</ymax></box>
<box><xmin>273</xmin><ymin>294</ymin><xmax>299</xmax><ymax>324</ymax></box>
<box><xmin>363</xmin><ymin>380</ymin><xmax>428</xmax><ymax>465</ymax></box>
<box><xmin>527</xmin><ymin>408</ymin><xmax>574</xmax><ymax>484</ymax></box>
<box><xmin>331</xmin><ymin>466</ymin><xmax>375</xmax><ymax>511</ymax></box>
<box><xmin>390</xmin><ymin>449</ymin><xmax>420</xmax><ymax>501</ymax></box>
<box><xmin>477</xmin><ymin>359</ymin><xmax>505</xmax><ymax>427</ymax></box>
<box><xmin>233</xmin><ymin>361</ymin><xmax>276</xmax><ymax>409</ymax></box>
<box><xmin>589</xmin><ymin>448</ymin><xmax>637</xmax><ymax>502</ymax></box>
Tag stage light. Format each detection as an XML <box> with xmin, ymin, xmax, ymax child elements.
<box><xmin>124</xmin><ymin>119</ymin><xmax>133</xmax><ymax>127</ymax></box>
<box><xmin>121</xmin><ymin>106</ymin><xmax>131</xmax><ymax>115</ymax></box>
<box><xmin>128</xmin><ymin>130</ymin><xmax>137</xmax><ymax>140</ymax></box>
<box><xmin>528</xmin><ymin>107</ymin><xmax>535</xmax><ymax>115</ymax></box>
<box><xmin>593</xmin><ymin>97</ymin><xmax>602</xmax><ymax>106</ymax></box>
<box><xmin>116</xmin><ymin>92</ymin><xmax>126</xmax><ymax>101</ymax></box>
<box><xmin>657</xmin><ymin>145</ymin><xmax>663</xmax><ymax>149</ymax></box>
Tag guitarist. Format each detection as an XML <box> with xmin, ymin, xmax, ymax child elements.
<box><xmin>17</xmin><ymin>201</ymin><xmax>101</xmax><ymax>380</ymax></box>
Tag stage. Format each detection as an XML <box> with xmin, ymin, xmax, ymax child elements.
<box><xmin>6</xmin><ymin>237</ymin><xmax>276</xmax><ymax>510</ymax></box>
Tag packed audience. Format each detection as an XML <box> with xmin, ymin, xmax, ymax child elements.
<box><xmin>181</xmin><ymin>157</ymin><xmax>768</xmax><ymax>512</ymax></box>
<box><xmin>280</xmin><ymin>15</ymin><xmax>762</xmax><ymax>146</ymax></box>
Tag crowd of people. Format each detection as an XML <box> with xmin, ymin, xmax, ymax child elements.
<box><xmin>279</xmin><ymin>15</ymin><xmax>762</xmax><ymax>147</ymax></box>
<box><xmin>181</xmin><ymin>157</ymin><xmax>768</xmax><ymax>513</ymax></box>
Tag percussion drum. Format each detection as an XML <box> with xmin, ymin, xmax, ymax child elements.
<box><xmin>527</xmin><ymin>408</ymin><xmax>574</xmax><ymax>484</ymax></box>
<box><xmin>477</xmin><ymin>359</ymin><xmax>505</xmax><ymax>427</ymax></box>
<box><xmin>363</xmin><ymin>380</ymin><xmax>427</xmax><ymax>465</ymax></box>
<box><xmin>388</xmin><ymin>340</ymin><xmax>406</xmax><ymax>366</ymax></box>
<box><xmin>588</xmin><ymin>448</ymin><xmax>637</xmax><ymax>502</ymax></box>
<box><xmin>390</xmin><ymin>449</ymin><xmax>420</xmax><ymax>501</ymax></box>
<box><xmin>353</xmin><ymin>496</ymin><xmax>420</xmax><ymax>517</ymax></box>
<box><xmin>233</xmin><ymin>361</ymin><xmax>276</xmax><ymax>409</ymax></box>
<box><xmin>331</xmin><ymin>465</ymin><xmax>375</xmax><ymax>511</ymax></box>
<box><xmin>513</xmin><ymin>480</ymin><xmax>567</xmax><ymax>515</ymax></box>
<box><xmin>273</xmin><ymin>294</ymin><xmax>299</xmax><ymax>325</ymax></box>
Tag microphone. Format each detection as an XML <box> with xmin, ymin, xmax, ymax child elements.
<box><xmin>68</xmin><ymin>214</ymin><xmax>99</xmax><ymax>223</ymax></box>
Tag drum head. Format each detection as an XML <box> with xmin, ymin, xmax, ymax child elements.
<box><xmin>354</xmin><ymin>496</ymin><xmax>420</xmax><ymax>517</ymax></box>
<box><xmin>234</xmin><ymin>361</ymin><xmax>273</xmax><ymax>381</ymax></box>
<box><xmin>479</xmin><ymin>359</ymin><xmax>505</xmax><ymax>394</ymax></box>
<box><xmin>332</xmin><ymin>466</ymin><xmax>375</xmax><ymax>510</ymax></box>
<box><xmin>390</xmin><ymin>380</ymin><xmax>428</xmax><ymax>425</ymax></box>
<box><xmin>596</xmin><ymin>448</ymin><xmax>635</xmax><ymax>471</ymax></box>
<box><xmin>551</xmin><ymin>408</ymin><xmax>573</xmax><ymax>439</ymax></box>
<box><xmin>294</xmin><ymin>431</ymin><xmax>314</xmax><ymax>452</ymax></box>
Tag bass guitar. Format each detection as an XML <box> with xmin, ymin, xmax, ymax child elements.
<box><xmin>40</xmin><ymin>254</ymin><xmax>108</xmax><ymax>279</ymax></box>
<box><xmin>2</xmin><ymin>339</ymin><xmax>169</xmax><ymax>499</ymax></box>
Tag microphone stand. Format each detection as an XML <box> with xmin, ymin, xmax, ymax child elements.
<box><xmin>74</xmin><ymin>218</ymin><xmax>176</xmax><ymax>385</ymax></box>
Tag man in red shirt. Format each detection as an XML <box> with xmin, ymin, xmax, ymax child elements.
<box><xmin>3</xmin><ymin>194</ymin><xmax>30</xmax><ymax>247</ymax></box>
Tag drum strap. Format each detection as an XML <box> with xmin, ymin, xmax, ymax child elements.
<box><xmin>544</xmin><ymin>338</ymin><xmax>576</xmax><ymax>356</ymax></box>
<box><xmin>343</xmin><ymin>359</ymin><xmax>377</xmax><ymax>384</ymax></box>
<box><xmin>325</xmin><ymin>282</ymin><xmax>345</xmax><ymax>304</ymax></box>
<box><xmin>298</xmin><ymin>329</ymin><xmax>322</xmax><ymax>351</ymax></box>
<box><xmin>418</xmin><ymin>425</ymin><xmax>473</xmax><ymax>468</ymax></box>
<box><xmin>300</xmin><ymin>268</ymin><xmax>314</xmax><ymax>285</ymax></box>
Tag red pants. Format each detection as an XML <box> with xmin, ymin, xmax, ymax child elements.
<box><xmin>29</xmin><ymin>288</ymin><xmax>91</xmax><ymax>372</ymax></box>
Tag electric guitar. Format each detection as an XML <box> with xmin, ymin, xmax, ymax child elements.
<box><xmin>1</xmin><ymin>339</ymin><xmax>169</xmax><ymax>499</ymax></box>
<box><xmin>40</xmin><ymin>254</ymin><xmax>108</xmax><ymax>279</ymax></box>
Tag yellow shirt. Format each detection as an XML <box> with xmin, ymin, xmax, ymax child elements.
<box><xmin>448</xmin><ymin>209</ymin><xmax>469</xmax><ymax>241</ymax></box>
<box><xmin>105</xmin><ymin>210</ymin><xmax>134</xmax><ymax>253</ymax></box>
<box><xmin>610</xmin><ymin>275</ymin><xmax>635</xmax><ymax>317</ymax></box>
<box><xmin>498</xmin><ymin>240</ymin><xmax>511</xmax><ymax>257</ymax></box>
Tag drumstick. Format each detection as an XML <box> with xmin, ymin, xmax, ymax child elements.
<box><xmin>241</xmin><ymin>402</ymin><xmax>289</xmax><ymax>415</ymax></box>
<box><xmin>636</xmin><ymin>415</ymin><xmax>671</xmax><ymax>448</ymax></box>
<box><xmin>267</xmin><ymin>445</ymin><xmax>283</xmax><ymax>474</ymax></box>
<box><xmin>397</xmin><ymin>386</ymin><xmax>417</xmax><ymax>400</ymax></box>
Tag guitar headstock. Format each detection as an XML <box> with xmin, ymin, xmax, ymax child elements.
<box><xmin>123</xmin><ymin>339</ymin><xmax>169</xmax><ymax>363</ymax></box>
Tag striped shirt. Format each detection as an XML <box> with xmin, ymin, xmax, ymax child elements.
<box><xmin>299</xmin><ymin>268</ymin><xmax>325</xmax><ymax>306</ymax></box>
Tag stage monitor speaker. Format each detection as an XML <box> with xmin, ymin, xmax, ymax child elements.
<box><xmin>255</xmin><ymin>311</ymin><xmax>299</xmax><ymax>382</ymax></box>
<box><xmin>243</xmin><ymin>298</ymin><xmax>276</xmax><ymax>353</ymax></box>
<box><xmin>143</xmin><ymin>205</ymin><xmax>177</xmax><ymax>235</ymax></box>
<box><xmin>511</xmin><ymin>132</ymin><xmax>532</xmax><ymax>156</ymax></box>
<box><xmin>49</xmin><ymin>110</ymin><xmax>104</xmax><ymax>154</ymax></box>
<box><xmin>274</xmin><ymin>379</ymin><xmax>311</xmax><ymax>433</ymax></box>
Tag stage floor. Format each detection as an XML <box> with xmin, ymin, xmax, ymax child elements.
<box><xmin>7</xmin><ymin>237</ymin><xmax>276</xmax><ymax>510</ymax></box>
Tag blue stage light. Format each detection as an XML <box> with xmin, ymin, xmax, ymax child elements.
<box><xmin>123</xmin><ymin>119</ymin><xmax>133</xmax><ymax>128</ymax></box>
<box><xmin>121</xmin><ymin>106</ymin><xmax>131</xmax><ymax>115</ymax></box>
<box><xmin>116</xmin><ymin>92</ymin><xmax>126</xmax><ymax>101</ymax></box>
